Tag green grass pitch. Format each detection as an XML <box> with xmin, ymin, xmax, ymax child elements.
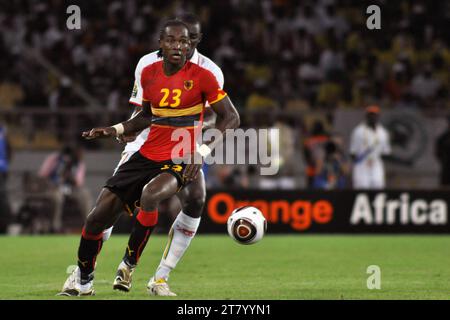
<box><xmin>0</xmin><ymin>235</ymin><xmax>449</xmax><ymax>300</ymax></box>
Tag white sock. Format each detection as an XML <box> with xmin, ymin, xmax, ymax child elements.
<box><xmin>155</xmin><ymin>212</ymin><xmax>200</xmax><ymax>281</ymax></box>
<box><xmin>103</xmin><ymin>226</ymin><xmax>113</xmax><ymax>242</ymax></box>
<box><xmin>119</xmin><ymin>259</ymin><xmax>134</xmax><ymax>270</ymax></box>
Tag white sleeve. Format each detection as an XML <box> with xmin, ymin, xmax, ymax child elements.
<box><xmin>202</xmin><ymin>61</ymin><xmax>224</xmax><ymax>109</ymax></box>
<box><xmin>129</xmin><ymin>60</ymin><xmax>143</xmax><ymax>106</ymax></box>
<box><xmin>212</xmin><ymin>65</ymin><xmax>224</xmax><ymax>89</ymax></box>
<box><xmin>129</xmin><ymin>52</ymin><xmax>160</xmax><ymax>106</ymax></box>
<box><xmin>201</xmin><ymin>57</ymin><xmax>224</xmax><ymax>89</ymax></box>
<box><xmin>350</xmin><ymin>128</ymin><xmax>360</xmax><ymax>155</ymax></box>
<box><xmin>381</xmin><ymin>129</ymin><xmax>391</xmax><ymax>155</ymax></box>
<box><xmin>129</xmin><ymin>61</ymin><xmax>142</xmax><ymax>106</ymax></box>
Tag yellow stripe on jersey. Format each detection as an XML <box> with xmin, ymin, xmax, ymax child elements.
<box><xmin>151</xmin><ymin>124</ymin><xmax>196</xmax><ymax>129</ymax></box>
<box><xmin>209</xmin><ymin>92</ymin><xmax>228</xmax><ymax>105</ymax></box>
<box><xmin>151</xmin><ymin>103</ymin><xmax>203</xmax><ymax>117</ymax></box>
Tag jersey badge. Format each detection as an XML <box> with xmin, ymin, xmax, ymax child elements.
<box><xmin>184</xmin><ymin>80</ymin><xmax>194</xmax><ymax>91</ymax></box>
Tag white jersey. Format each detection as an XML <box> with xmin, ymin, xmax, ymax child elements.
<box><xmin>124</xmin><ymin>49</ymin><xmax>224</xmax><ymax>153</ymax></box>
<box><xmin>350</xmin><ymin>122</ymin><xmax>391</xmax><ymax>189</ymax></box>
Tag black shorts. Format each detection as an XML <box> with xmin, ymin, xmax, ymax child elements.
<box><xmin>105</xmin><ymin>151</ymin><xmax>187</xmax><ymax>213</ymax></box>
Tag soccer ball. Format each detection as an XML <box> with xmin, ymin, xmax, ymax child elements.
<box><xmin>227</xmin><ymin>206</ymin><xmax>267</xmax><ymax>245</ymax></box>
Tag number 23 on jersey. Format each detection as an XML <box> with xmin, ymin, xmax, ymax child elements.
<box><xmin>160</xmin><ymin>88</ymin><xmax>181</xmax><ymax>107</ymax></box>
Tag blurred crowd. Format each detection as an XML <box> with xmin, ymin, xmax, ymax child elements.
<box><xmin>0</xmin><ymin>0</ymin><xmax>449</xmax><ymax>113</ymax></box>
<box><xmin>0</xmin><ymin>140</ymin><xmax>94</xmax><ymax>234</ymax></box>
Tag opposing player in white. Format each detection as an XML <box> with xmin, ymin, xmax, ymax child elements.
<box><xmin>350</xmin><ymin>105</ymin><xmax>391</xmax><ymax>189</ymax></box>
<box><xmin>104</xmin><ymin>14</ymin><xmax>224</xmax><ymax>296</ymax></box>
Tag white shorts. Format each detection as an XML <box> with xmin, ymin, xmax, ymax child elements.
<box><xmin>352</xmin><ymin>165</ymin><xmax>385</xmax><ymax>189</ymax></box>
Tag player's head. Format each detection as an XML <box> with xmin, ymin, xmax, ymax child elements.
<box><xmin>158</xmin><ymin>20</ymin><xmax>190</xmax><ymax>66</ymax></box>
<box><xmin>176</xmin><ymin>13</ymin><xmax>203</xmax><ymax>58</ymax></box>
<box><xmin>365</xmin><ymin>105</ymin><xmax>380</xmax><ymax>127</ymax></box>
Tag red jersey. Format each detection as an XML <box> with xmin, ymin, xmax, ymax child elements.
<box><xmin>139</xmin><ymin>60</ymin><xmax>227</xmax><ymax>161</ymax></box>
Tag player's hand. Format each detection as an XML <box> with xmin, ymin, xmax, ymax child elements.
<box><xmin>82</xmin><ymin>127</ymin><xmax>116</xmax><ymax>140</ymax></box>
<box><xmin>183</xmin><ymin>152</ymin><xmax>203</xmax><ymax>183</ymax></box>
<box><xmin>116</xmin><ymin>132</ymin><xmax>138</xmax><ymax>144</ymax></box>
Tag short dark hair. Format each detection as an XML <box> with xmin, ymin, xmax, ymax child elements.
<box><xmin>176</xmin><ymin>13</ymin><xmax>201</xmax><ymax>26</ymax></box>
<box><xmin>159</xmin><ymin>19</ymin><xmax>189</xmax><ymax>40</ymax></box>
<box><xmin>157</xmin><ymin>19</ymin><xmax>189</xmax><ymax>57</ymax></box>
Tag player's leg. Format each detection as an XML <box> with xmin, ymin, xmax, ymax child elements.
<box><xmin>102</xmin><ymin>151</ymin><xmax>135</xmax><ymax>242</ymax></box>
<box><xmin>59</xmin><ymin>188</ymin><xmax>124</xmax><ymax>296</ymax></box>
<box><xmin>113</xmin><ymin>172</ymin><xmax>179</xmax><ymax>292</ymax></box>
<box><xmin>149</xmin><ymin>170</ymin><xmax>205</xmax><ymax>296</ymax></box>
<box><xmin>104</xmin><ymin>195</ymin><xmax>180</xmax><ymax>242</ymax></box>
<box><xmin>123</xmin><ymin>172</ymin><xmax>179</xmax><ymax>266</ymax></box>
<box><xmin>102</xmin><ymin>225</ymin><xmax>114</xmax><ymax>241</ymax></box>
<box><xmin>157</xmin><ymin>196</ymin><xmax>182</xmax><ymax>231</ymax></box>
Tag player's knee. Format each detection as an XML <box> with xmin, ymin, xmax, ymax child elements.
<box><xmin>183</xmin><ymin>190</ymin><xmax>206</xmax><ymax>218</ymax></box>
<box><xmin>140</xmin><ymin>184</ymin><xmax>164</xmax><ymax>209</ymax></box>
<box><xmin>85</xmin><ymin>211</ymin><xmax>108</xmax><ymax>235</ymax></box>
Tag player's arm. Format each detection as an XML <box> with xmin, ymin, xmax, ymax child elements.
<box><xmin>82</xmin><ymin>101</ymin><xmax>152</xmax><ymax>140</ymax></box>
<box><xmin>202</xmin><ymin>64</ymin><xmax>224</xmax><ymax>129</ymax></box>
<box><xmin>202</xmin><ymin>107</ymin><xmax>217</xmax><ymax>129</ymax></box>
<box><xmin>209</xmin><ymin>96</ymin><xmax>240</xmax><ymax>139</ymax></box>
<box><xmin>183</xmin><ymin>68</ymin><xmax>238</xmax><ymax>181</ymax></box>
<box><xmin>183</xmin><ymin>96</ymin><xmax>240</xmax><ymax>181</ymax></box>
<box><xmin>199</xmin><ymin>68</ymin><xmax>239</xmax><ymax>151</ymax></box>
<box><xmin>116</xmin><ymin>105</ymin><xmax>142</xmax><ymax>143</ymax></box>
<box><xmin>116</xmin><ymin>54</ymin><xmax>158</xmax><ymax>142</ymax></box>
<box><xmin>121</xmin><ymin>101</ymin><xmax>152</xmax><ymax>133</ymax></box>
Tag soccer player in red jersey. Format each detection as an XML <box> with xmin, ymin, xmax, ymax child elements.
<box><xmin>102</xmin><ymin>13</ymin><xmax>223</xmax><ymax>244</ymax></box>
<box><xmin>58</xmin><ymin>20</ymin><xmax>239</xmax><ymax>296</ymax></box>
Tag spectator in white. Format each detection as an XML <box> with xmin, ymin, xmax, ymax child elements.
<box><xmin>319</xmin><ymin>39</ymin><xmax>344</xmax><ymax>76</ymax></box>
<box><xmin>410</xmin><ymin>66</ymin><xmax>441</xmax><ymax>101</ymax></box>
<box><xmin>294</xmin><ymin>4</ymin><xmax>322</xmax><ymax>36</ymax></box>
<box><xmin>316</xmin><ymin>3</ymin><xmax>349</xmax><ymax>39</ymax></box>
<box><xmin>350</xmin><ymin>105</ymin><xmax>391</xmax><ymax>189</ymax></box>
<box><xmin>38</xmin><ymin>145</ymin><xmax>92</xmax><ymax>232</ymax></box>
